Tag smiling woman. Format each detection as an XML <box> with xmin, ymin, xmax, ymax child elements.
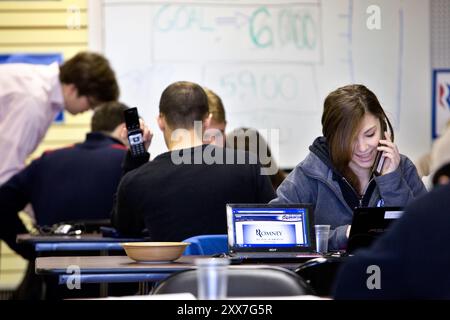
<box><xmin>321</xmin><ymin>85</ymin><xmax>396</xmax><ymax>195</ymax></box>
<box><xmin>270</xmin><ymin>84</ymin><xmax>427</xmax><ymax>251</ymax></box>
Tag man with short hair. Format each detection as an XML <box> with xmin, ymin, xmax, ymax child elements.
<box><xmin>0</xmin><ymin>51</ymin><xmax>119</xmax><ymax>185</ymax></box>
<box><xmin>0</xmin><ymin>101</ymin><xmax>128</xmax><ymax>256</ymax></box>
<box><xmin>112</xmin><ymin>81</ymin><xmax>275</xmax><ymax>241</ymax></box>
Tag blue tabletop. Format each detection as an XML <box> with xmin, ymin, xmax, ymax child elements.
<box><xmin>17</xmin><ymin>233</ymin><xmax>145</xmax><ymax>252</ymax></box>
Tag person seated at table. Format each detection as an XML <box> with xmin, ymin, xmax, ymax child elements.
<box><xmin>202</xmin><ymin>87</ymin><xmax>227</xmax><ymax>147</ymax></box>
<box><xmin>112</xmin><ymin>81</ymin><xmax>275</xmax><ymax>240</ymax></box>
<box><xmin>226</xmin><ymin>127</ymin><xmax>287</xmax><ymax>190</ymax></box>
<box><xmin>0</xmin><ymin>101</ymin><xmax>129</xmax><ymax>256</ymax></box>
<box><xmin>270</xmin><ymin>84</ymin><xmax>427</xmax><ymax>251</ymax></box>
<box><xmin>332</xmin><ymin>182</ymin><xmax>450</xmax><ymax>299</ymax></box>
<box><xmin>415</xmin><ymin>119</ymin><xmax>450</xmax><ymax>188</ymax></box>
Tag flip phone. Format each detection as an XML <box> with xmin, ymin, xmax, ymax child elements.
<box><xmin>371</xmin><ymin>119</ymin><xmax>389</xmax><ymax>176</ymax></box>
<box><xmin>124</xmin><ymin>107</ymin><xmax>146</xmax><ymax>157</ymax></box>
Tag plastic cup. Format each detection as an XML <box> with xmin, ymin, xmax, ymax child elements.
<box><xmin>195</xmin><ymin>258</ymin><xmax>230</xmax><ymax>300</ymax></box>
<box><xmin>315</xmin><ymin>225</ymin><xmax>331</xmax><ymax>254</ymax></box>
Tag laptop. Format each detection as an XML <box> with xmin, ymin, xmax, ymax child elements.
<box><xmin>347</xmin><ymin>207</ymin><xmax>404</xmax><ymax>254</ymax></box>
<box><xmin>225</xmin><ymin>203</ymin><xmax>322</xmax><ymax>263</ymax></box>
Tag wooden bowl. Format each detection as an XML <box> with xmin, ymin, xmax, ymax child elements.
<box><xmin>121</xmin><ymin>242</ymin><xmax>190</xmax><ymax>263</ymax></box>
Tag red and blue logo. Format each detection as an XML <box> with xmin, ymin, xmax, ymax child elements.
<box><xmin>438</xmin><ymin>83</ymin><xmax>450</xmax><ymax>110</ymax></box>
<box><xmin>432</xmin><ymin>70</ymin><xmax>450</xmax><ymax>138</ymax></box>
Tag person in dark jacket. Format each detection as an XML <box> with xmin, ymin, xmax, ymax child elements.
<box><xmin>333</xmin><ymin>183</ymin><xmax>450</xmax><ymax>299</ymax></box>
<box><xmin>270</xmin><ymin>84</ymin><xmax>427</xmax><ymax>250</ymax></box>
<box><xmin>0</xmin><ymin>101</ymin><xmax>129</xmax><ymax>257</ymax></box>
<box><xmin>112</xmin><ymin>81</ymin><xmax>275</xmax><ymax>241</ymax></box>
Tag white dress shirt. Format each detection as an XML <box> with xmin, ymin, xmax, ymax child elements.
<box><xmin>0</xmin><ymin>62</ymin><xmax>64</xmax><ymax>185</ymax></box>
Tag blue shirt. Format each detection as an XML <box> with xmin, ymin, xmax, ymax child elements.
<box><xmin>0</xmin><ymin>132</ymin><xmax>127</xmax><ymax>226</ymax></box>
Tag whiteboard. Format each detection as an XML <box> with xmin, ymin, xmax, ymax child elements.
<box><xmin>101</xmin><ymin>0</ymin><xmax>431</xmax><ymax>168</ymax></box>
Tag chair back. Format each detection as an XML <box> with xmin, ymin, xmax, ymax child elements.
<box><xmin>153</xmin><ymin>265</ymin><xmax>312</xmax><ymax>297</ymax></box>
<box><xmin>182</xmin><ymin>234</ymin><xmax>227</xmax><ymax>255</ymax></box>
<box><xmin>295</xmin><ymin>256</ymin><xmax>344</xmax><ymax>297</ymax></box>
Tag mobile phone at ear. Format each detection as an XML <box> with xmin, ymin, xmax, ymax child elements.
<box><xmin>124</xmin><ymin>107</ymin><xmax>146</xmax><ymax>157</ymax></box>
<box><xmin>372</xmin><ymin>146</ymin><xmax>386</xmax><ymax>176</ymax></box>
<box><xmin>371</xmin><ymin>120</ymin><xmax>388</xmax><ymax>176</ymax></box>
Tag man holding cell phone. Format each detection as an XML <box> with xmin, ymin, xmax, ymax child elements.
<box><xmin>112</xmin><ymin>81</ymin><xmax>275</xmax><ymax>241</ymax></box>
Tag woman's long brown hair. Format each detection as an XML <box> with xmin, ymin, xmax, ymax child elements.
<box><xmin>321</xmin><ymin>84</ymin><xmax>393</xmax><ymax>193</ymax></box>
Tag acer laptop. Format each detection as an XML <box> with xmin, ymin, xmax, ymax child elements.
<box><xmin>226</xmin><ymin>203</ymin><xmax>322</xmax><ymax>263</ymax></box>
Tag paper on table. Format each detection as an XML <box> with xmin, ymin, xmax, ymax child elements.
<box><xmin>81</xmin><ymin>293</ymin><xmax>330</xmax><ymax>300</ymax></box>
<box><xmin>84</xmin><ymin>293</ymin><xmax>196</xmax><ymax>300</ymax></box>
<box><xmin>227</xmin><ymin>295</ymin><xmax>331</xmax><ymax>300</ymax></box>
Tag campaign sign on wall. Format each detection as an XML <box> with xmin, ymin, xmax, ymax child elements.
<box><xmin>432</xmin><ymin>69</ymin><xmax>450</xmax><ymax>138</ymax></box>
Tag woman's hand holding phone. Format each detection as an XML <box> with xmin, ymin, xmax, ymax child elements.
<box><xmin>376</xmin><ymin>131</ymin><xmax>400</xmax><ymax>175</ymax></box>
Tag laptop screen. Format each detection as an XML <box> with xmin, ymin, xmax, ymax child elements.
<box><xmin>226</xmin><ymin>204</ymin><xmax>315</xmax><ymax>253</ymax></box>
<box><xmin>347</xmin><ymin>206</ymin><xmax>404</xmax><ymax>253</ymax></box>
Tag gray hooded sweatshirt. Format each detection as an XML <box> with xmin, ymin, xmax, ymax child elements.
<box><xmin>270</xmin><ymin>137</ymin><xmax>427</xmax><ymax>251</ymax></box>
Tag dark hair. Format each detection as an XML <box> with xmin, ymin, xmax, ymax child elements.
<box><xmin>321</xmin><ymin>84</ymin><xmax>393</xmax><ymax>191</ymax></box>
<box><xmin>91</xmin><ymin>101</ymin><xmax>128</xmax><ymax>132</ymax></box>
<box><xmin>59</xmin><ymin>52</ymin><xmax>119</xmax><ymax>103</ymax></box>
<box><xmin>432</xmin><ymin>162</ymin><xmax>450</xmax><ymax>187</ymax></box>
<box><xmin>203</xmin><ymin>87</ymin><xmax>226</xmax><ymax>124</ymax></box>
<box><xmin>159</xmin><ymin>81</ymin><xmax>209</xmax><ymax>129</ymax></box>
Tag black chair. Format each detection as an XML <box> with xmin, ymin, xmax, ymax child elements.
<box><xmin>152</xmin><ymin>265</ymin><xmax>313</xmax><ymax>297</ymax></box>
<box><xmin>294</xmin><ymin>256</ymin><xmax>345</xmax><ymax>297</ymax></box>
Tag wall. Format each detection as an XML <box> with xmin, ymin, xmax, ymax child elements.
<box><xmin>100</xmin><ymin>0</ymin><xmax>431</xmax><ymax>169</ymax></box>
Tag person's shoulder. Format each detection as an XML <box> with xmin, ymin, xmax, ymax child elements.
<box><xmin>223</xmin><ymin>146</ymin><xmax>258</xmax><ymax>163</ymax></box>
<box><xmin>416</xmin><ymin>183</ymin><xmax>450</xmax><ymax>205</ymax></box>
<box><xmin>302</xmin><ymin>151</ymin><xmax>325</xmax><ymax>166</ymax></box>
<box><xmin>0</xmin><ymin>63</ymin><xmax>52</xmax><ymax>90</ymax></box>
<box><xmin>38</xmin><ymin>145</ymin><xmax>76</xmax><ymax>160</ymax></box>
<box><xmin>121</xmin><ymin>154</ymin><xmax>163</xmax><ymax>183</ymax></box>
<box><xmin>119</xmin><ymin>167</ymin><xmax>141</xmax><ymax>190</ymax></box>
<box><xmin>402</xmin><ymin>183</ymin><xmax>450</xmax><ymax>227</ymax></box>
<box><xmin>100</xmin><ymin>143</ymin><xmax>128</xmax><ymax>159</ymax></box>
<box><xmin>108</xmin><ymin>143</ymin><xmax>128</xmax><ymax>151</ymax></box>
<box><xmin>274</xmin><ymin>153</ymin><xmax>327</xmax><ymax>191</ymax></box>
<box><xmin>399</xmin><ymin>154</ymin><xmax>418</xmax><ymax>170</ymax></box>
<box><xmin>0</xmin><ymin>62</ymin><xmax>37</xmax><ymax>73</ymax></box>
<box><xmin>198</xmin><ymin>145</ymin><xmax>258</xmax><ymax>166</ymax></box>
<box><xmin>292</xmin><ymin>151</ymin><xmax>329</xmax><ymax>177</ymax></box>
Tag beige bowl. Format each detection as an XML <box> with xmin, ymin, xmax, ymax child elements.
<box><xmin>121</xmin><ymin>242</ymin><xmax>190</xmax><ymax>262</ymax></box>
